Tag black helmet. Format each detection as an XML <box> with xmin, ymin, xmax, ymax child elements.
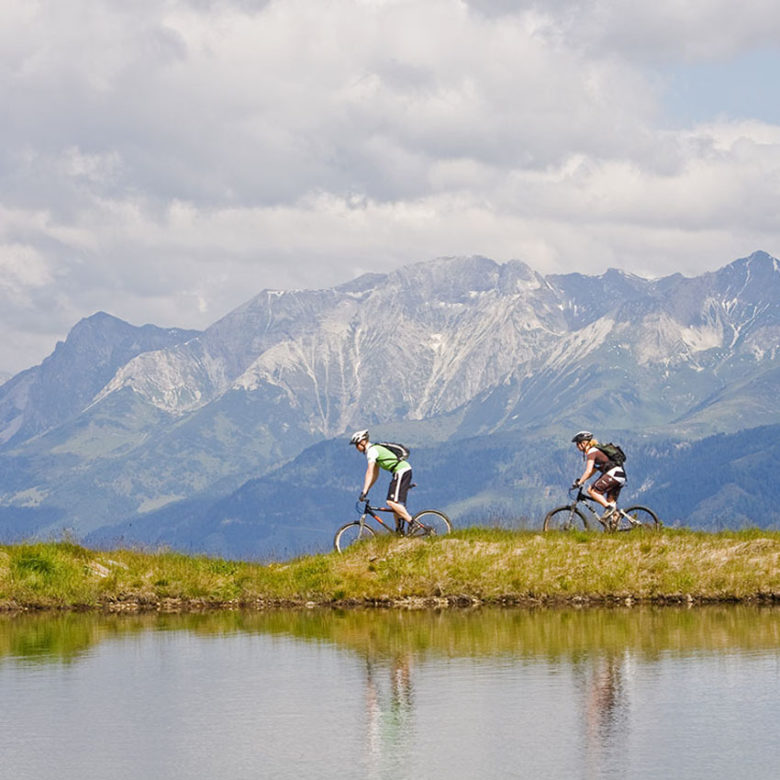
<box><xmin>571</xmin><ymin>430</ymin><xmax>593</xmax><ymax>443</ymax></box>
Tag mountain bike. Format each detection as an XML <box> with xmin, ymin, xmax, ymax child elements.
<box><xmin>334</xmin><ymin>489</ymin><xmax>452</xmax><ymax>553</ymax></box>
<box><xmin>543</xmin><ymin>486</ymin><xmax>661</xmax><ymax>532</ymax></box>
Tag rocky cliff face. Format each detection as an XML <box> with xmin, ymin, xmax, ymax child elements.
<box><xmin>0</xmin><ymin>313</ymin><xmax>200</xmax><ymax>448</ymax></box>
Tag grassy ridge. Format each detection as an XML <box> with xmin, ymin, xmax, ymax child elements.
<box><xmin>1</xmin><ymin>528</ymin><xmax>779</xmax><ymax>611</ymax></box>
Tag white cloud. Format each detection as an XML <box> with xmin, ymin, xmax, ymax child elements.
<box><xmin>520</xmin><ymin>0</ymin><xmax>780</xmax><ymax>62</ymax></box>
<box><xmin>1</xmin><ymin>0</ymin><xmax>779</xmax><ymax>374</ymax></box>
<box><xmin>0</xmin><ymin>243</ymin><xmax>54</xmax><ymax>296</ymax></box>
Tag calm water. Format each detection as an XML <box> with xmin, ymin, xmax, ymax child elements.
<box><xmin>1</xmin><ymin>607</ymin><xmax>778</xmax><ymax>780</ymax></box>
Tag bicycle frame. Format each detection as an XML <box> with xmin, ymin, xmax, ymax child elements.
<box><xmin>543</xmin><ymin>487</ymin><xmax>661</xmax><ymax>532</ymax></box>
<box><xmin>354</xmin><ymin>479</ymin><xmax>424</xmax><ymax>535</ymax></box>
<box><xmin>356</xmin><ymin>499</ymin><xmax>406</xmax><ymax>535</ymax></box>
<box><xmin>333</xmin><ymin>494</ymin><xmax>453</xmax><ymax>552</ymax></box>
<box><xmin>571</xmin><ymin>488</ymin><xmax>623</xmax><ymax>529</ymax></box>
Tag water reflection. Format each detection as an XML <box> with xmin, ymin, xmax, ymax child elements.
<box><xmin>3</xmin><ymin>605</ymin><xmax>779</xmax><ymax>666</ymax></box>
<box><xmin>585</xmin><ymin>653</ymin><xmax>626</xmax><ymax>745</ymax></box>
<box><xmin>365</xmin><ymin>653</ymin><xmax>415</xmax><ymax>777</ymax></box>
<box><xmin>1</xmin><ymin>607</ymin><xmax>779</xmax><ymax>780</ymax></box>
<box><xmin>579</xmin><ymin>651</ymin><xmax>630</xmax><ymax>779</ymax></box>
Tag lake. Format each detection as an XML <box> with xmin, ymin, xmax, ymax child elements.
<box><xmin>1</xmin><ymin>606</ymin><xmax>778</xmax><ymax>779</ymax></box>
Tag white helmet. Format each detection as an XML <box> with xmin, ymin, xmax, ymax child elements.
<box><xmin>349</xmin><ymin>429</ymin><xmax>369</xmax><ymax>445</ymax></box>
<box><xmin>571</xmin><ymin>430</ymin><xmax>593</xmax><ymax>443</ymax></box>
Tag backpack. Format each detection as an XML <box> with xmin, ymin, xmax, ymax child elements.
<box><xmin>596</xmin><ymin>442</ymin><xmax>626</xmax><ymax>467</ymax></box>
<box><xmin>376</xmin><ymin>441</ymin><xmax>410</xmax><ymax>464</ymax></box>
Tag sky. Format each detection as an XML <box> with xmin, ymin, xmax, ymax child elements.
<box><xmin>2</xmin><ymin>0</ymin><xmax>780</xmax><ymax>377</ymax></box>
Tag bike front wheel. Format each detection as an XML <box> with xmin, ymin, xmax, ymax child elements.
<box><xmin>543</xmin><ymin>505</ymin><xmax>590</xmax><ymax>531</ymax></box>
<box><xmin>616</xmin><ymin>506</ymin><xmax>662</xmax><ymax>531</ymax></box>
<box><xmin>334</xmin><ymin>521</ymin><xmax>377</xmax><ymax>552</ymax></box>
<box><xmin>409</xmin><ymin>509</ymin><xmax>452</xmax><ymax>537</ymax></box>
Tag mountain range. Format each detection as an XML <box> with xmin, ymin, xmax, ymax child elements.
<box><xmin>1</xmin><ymin>250</ymin><xmax>778</xmax><ymax>558</ymax></box>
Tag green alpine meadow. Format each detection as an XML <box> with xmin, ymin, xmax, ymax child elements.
<box><xmin>2</xmin><ymin>528</ymin><xmax>778</xmax><ymax>612</ymax></box>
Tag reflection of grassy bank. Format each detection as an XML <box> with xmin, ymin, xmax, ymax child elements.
<box><xmin>1</xmin><ymin>529</ymin><xmax>779</xmax><ymax>612</ymax></box>
<box><xmin>3</xmin><ymin>606</ymin><xmax>779</xmax><ymax>665</ymax></box>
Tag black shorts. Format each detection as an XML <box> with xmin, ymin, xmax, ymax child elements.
<box><xmin>387</xmin><ymin>468</ymin><xmax>412</xmax><ymax>507</ymax></box>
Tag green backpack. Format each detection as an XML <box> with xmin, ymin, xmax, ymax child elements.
<box><xmin>596</xmin><ymin>442</ymin><xmax>626</xmax><ymax>467</ymax></box>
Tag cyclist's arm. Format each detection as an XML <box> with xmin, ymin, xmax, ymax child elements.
<box><xmin>576</xmin><ymin>455</ymin><xmax>597</xmax><ymax>486</ymax></box>
<box><xmin>362</xmin><ymin>461</ymin><xmax>379</xmax><ymax>496</ymax></box>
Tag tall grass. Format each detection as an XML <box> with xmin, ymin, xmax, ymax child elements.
<box><xmin>1</xmin><ymin>528</ymin><xmax>778</xmax><ymax>611</ymax></box>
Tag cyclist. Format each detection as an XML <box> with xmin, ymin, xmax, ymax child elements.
<box><xmin>349</xmin><ymin>429</ymin><xmax>413</xmax><ymax>533</ymax></box>
<box><xmin>571</xmin><ymin>431</ymin><xmax>626</xmax><ymax>522</ymax></box>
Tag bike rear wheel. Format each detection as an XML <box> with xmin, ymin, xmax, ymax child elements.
<box><xmin>409</xmin><ymin>509</ymin><xmax>452</xmax><ymax>537</ymax></box>
<box><xmin>543</xmin><ymin>505</ymin><xmax>589</xmax><ymax>531</ymax></box>
<box><xmin>616</xmin><ymin>506</ymin><xmax>662</xmax><ymax>531</ymax></box>
<box><xmin>334</xmin><ymin>520</ymin><xmax>377</xmax><ymax>552</ymax></box>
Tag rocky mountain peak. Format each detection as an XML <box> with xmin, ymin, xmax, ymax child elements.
<box><xmin>0</xmin><ymin>315</ymin><xmax>200</xmax><ymax>448</ymax></box>
<box><xmin>713</xmin><ymin>251</ymin><xmax>780</xmax><ymax>303</ymax></box>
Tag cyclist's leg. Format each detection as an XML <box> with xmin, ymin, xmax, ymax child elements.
<box><xmin>592</xmin><ymin>469</ymin><xmax>625</xmax><ymax>520</ymax></box>
<box><xmin>587</xmin><ymin>477</ymin><xmax>612</xmax><ymax>509</ymax></box>
<box><xmin>386</xmin><ymin>468</ymin><xmax>413</xmax><ymax>527</ymax></box>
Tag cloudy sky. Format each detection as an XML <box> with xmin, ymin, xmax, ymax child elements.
<box><xmin>2</xmin><ymin>0</ymin><xmax>780</xmax><ymax>376</ymax></box>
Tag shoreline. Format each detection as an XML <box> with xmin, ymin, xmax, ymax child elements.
<box><xmin>3</xmin><ymin>591</ymin><xmax>780</xmax><ymax>615</ymax></box>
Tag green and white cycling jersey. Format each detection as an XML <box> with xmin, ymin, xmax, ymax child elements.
<box><xmin>366</xmin><ymin>443</ymin><xmax>410</xmax><ymax>474</ymax></box>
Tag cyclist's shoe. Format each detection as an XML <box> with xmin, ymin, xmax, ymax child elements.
<box><xmin>601</xmin><ymin>504</ymin><xmax>617</xmax><ymax>523</ymax></box>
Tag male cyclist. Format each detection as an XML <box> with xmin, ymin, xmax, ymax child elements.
<box><xmin>349</xmin><ymin>430</ymin><xmax>413</xmax><ymax>532</ymax></box>
<box><xmin>571</xmin><ymin>431</ymin><xmax>626</xmax><ymax>522</ymax></box>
